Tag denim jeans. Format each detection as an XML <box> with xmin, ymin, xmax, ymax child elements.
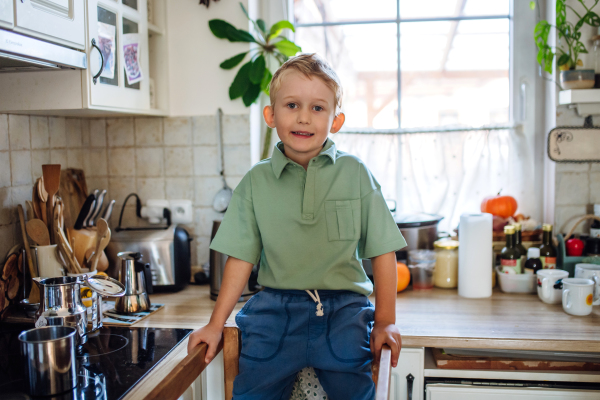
<box><xmin>233</xmin><ymin>288</ymin><xmax>376</xmax><ymax>400</ymax></box>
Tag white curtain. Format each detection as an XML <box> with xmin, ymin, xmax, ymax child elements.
<box><xmin>333</xmin><ymin>127</ymin><xmax>534</xmax><ymax>233</ymax></box>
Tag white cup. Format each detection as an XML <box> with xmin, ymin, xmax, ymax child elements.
<box><xmin>536</xmin><ymin>269</ymin><xmax>569</xmax><ymax>304</ymax></box>
<box><xmin>574</xmin><ymin>263</ymin><xmax>600</xmax><ymax>305</ymax></box>
<box><xmin>32</xmin><ymin>245</ymin><xmax>64</xmax><ymax>278</ymax></box>
<box><xmin>562</xmin><ymin>278</ymin><xmax>595</xmax><ymax>316</ymax></box>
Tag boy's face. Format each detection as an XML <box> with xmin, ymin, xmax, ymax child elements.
<box><xmin>263</xmin><ymin>70</ymin><xmax>345</xmax><ymax>166</ymax></box>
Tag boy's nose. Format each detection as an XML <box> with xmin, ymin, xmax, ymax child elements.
<box><xmin>297</xmin><ymin>108</ymin><xmax>310</xmax><ymax>124</ymax></box>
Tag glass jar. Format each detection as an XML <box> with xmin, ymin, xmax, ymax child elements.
<box><xmin>408</xmin><ymin>250</ymin><xmax>436</xmax><ymax>290</ymax></box>
<box><xmin>433</xmin><ymin>240</ymin><xmax>459</xmax><ymax>288</ymax></box>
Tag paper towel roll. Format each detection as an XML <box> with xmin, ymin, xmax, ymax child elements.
<box><xmin>458</xmin><ymin>213</ymin><xmax>493</xmax><ymax>298</ymax></box>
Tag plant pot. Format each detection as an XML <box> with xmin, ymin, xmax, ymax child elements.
<box><xmin>560</xmin><ymin>69</ymin><xmax>595</xmax><ymax>90</ymax></box>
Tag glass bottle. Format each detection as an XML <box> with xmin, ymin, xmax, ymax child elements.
<box><xmin>514</xmin><ymin>223</ymin><xmax>527</xmax><ymax>273</ymax></box>
<box><xmin>501</xmin><ymin>225</ymin><xmax>522</xmax><ymax>274</ymax></box>
<box><xmin>539</xmin><ymin>223</ymin><xmax>557</xmax><ymax>269</ymax></box>
<box><xmin>591</xmin><ymin>204</ymin><xmax>600</xmax><ymax>239</ymax></box>
<box><xmin>524</xmin><ymin>247</ymin><xmax>543</xmax><ymax>275</ymax></box>
<box><xmin>433</xmin><ymin>240</ymin><xmax>459</xmax><ymax>288</ymax></box>
<box><xmin>594</xmin><ymin>38</ymin><xmax>600</xmax><ymax>88</ymax></box>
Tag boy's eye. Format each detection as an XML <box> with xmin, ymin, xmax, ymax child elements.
<box><xmin>287</xmin><ymin>103</ymin><xmax>297</xmax><ymax>109</ymax></box>
<box><xmin>313</xmin><ymin>105</ymin><xmax>323</xmax><ymax>112</ymax></box>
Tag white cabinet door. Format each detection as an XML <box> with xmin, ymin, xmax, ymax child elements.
<box><xmin>390</xmin><ymin>348</ymin><xmax>424</xmax><ymax>400</ymax></box>
<box><xmin>427</xmin><ymin>384</ymin><xmax>600</xmax><ymax>399</ymax></box>
<box><xmin>14</xmin><ymin>0</ymin><xmax>85</xmax><ymax>49</ymax></box>
<box><xmin>87</xmin><ymin>0</ymin><xmax>150</xmax><ymax>111</ymax></box>
<box><xmin>0</xmin><ymin>0</ymin><xmax>13</xmax><ymax>29</ymax></box>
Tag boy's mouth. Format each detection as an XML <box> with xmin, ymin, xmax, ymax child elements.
<box><xmin>291</xmin><ymin>131</ymin><xmax>314</xmax><ymax>137</ymax></box>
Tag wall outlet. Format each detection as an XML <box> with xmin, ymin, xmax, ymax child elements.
<box><xmin>141</xmin><ymin>199</ymin><xmax>193</xmax><ymax>225</ymax></box>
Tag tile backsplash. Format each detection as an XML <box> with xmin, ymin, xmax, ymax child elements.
<box><xmin>0</xmin><ymin>113</ymin><xmax>251</xmax><ymax>268</ymax></box>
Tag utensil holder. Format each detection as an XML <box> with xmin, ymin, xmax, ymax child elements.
<box><xmin>31</xmin><ymin>245</ymin><xmax>64</xmax><ymax>278</ymax></box>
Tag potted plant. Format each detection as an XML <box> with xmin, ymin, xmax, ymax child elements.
<box><xmin>534</xmin><ymin>0</ymin><xmax>600</xmax><ymax>89</ymax></box>
<box><xmin>208</xmin><ymin>3</ymin><xmax>302</xmax><ymax>159</ymax></box>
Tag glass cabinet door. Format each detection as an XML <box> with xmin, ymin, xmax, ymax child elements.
<box><xmin>88</xmin><ymin>0</ymin><xmax>149</xmax><ymax>111</ymax></box>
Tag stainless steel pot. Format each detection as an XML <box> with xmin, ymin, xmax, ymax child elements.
<box><xmin>394</xmin><ymin>213</ymin><xmax>444</xmax><ymax>251</ymax></box>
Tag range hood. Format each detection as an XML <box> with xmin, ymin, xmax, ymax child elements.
<box><xmin>0</xmin><ymin>29</ymin><xmax>87</xmax><ymax>72</ymax></box>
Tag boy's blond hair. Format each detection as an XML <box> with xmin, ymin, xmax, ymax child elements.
<box><xmin>269</xmin><ymin>53</ymin><xmax>343</xmax><ymax>114</ymax></box>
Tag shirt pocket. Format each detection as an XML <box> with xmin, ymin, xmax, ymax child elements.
<box><xmin>325</xmin><ymin>199</ymin><xmax>361</xmax><ymax>241</ymax></box>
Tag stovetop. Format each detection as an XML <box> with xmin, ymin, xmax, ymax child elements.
<box><xmin>0</xmin><ymin>324</ymin><xmax>192</xmax><ymax>400</ymax></box>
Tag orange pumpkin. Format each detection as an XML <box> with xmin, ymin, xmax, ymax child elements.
<box><xmin>480</xmin><ymin>193</ymin><xmax>518</xmax><ymax>218</ymax></box>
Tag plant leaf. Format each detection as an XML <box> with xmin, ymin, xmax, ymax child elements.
<box><xmin>240</xmin><ymin>2</ymin><xmax>250</xmax><ymax>19</ymax></box>
<box><xmin>274</xmin><ymin>39</ymin><xmax>302</xmax><ymax>57</ymax></box>
<box><xmin>544</xmin><ymin>48</ymin><xmax>555</xmax><ymax>74</ymax></box>
<box><xmin>227</xmin><ymin>28</ymin><xmax>256</xmax><ymax>43</ymax></box>
<box><xmin>268</xmin><ymin>20</ymin><xmax>295</xmax><ymax>40</ymax></box>
<box><xmin>530</xmin><ymin>1</ymin><xmax>535</xmax><ymax>10</ymax></box>
<box><xmin>229</xmin><ymin>61</ymin><xmax>252</xmax><ymax>100</ymax></box>
<box><xmin>556</xmin><ymin>0</ymin><xmax>566</xmax><ymax>27</ymax></box>
<box><xmin>249</xmin><ymin>55</ymin><xmax>266</xmax><ymax>84</ymax></box>
<box><xmin>261</xmin><ymin>68</ymin><xmax>273</xmax><ymax>95</ymax></box>
<box><xmin>243</xmin><ymin>84</ymin><xmax>261</xmax><ymax>106</ymax></box>
<box><xmin>557</xmin><ymin>53</ymin><xmax>570</xmax><ymax>66</ymax></box>
<box><xmin>220</xmin><ymin>52</ymin><xmax>248</xmax><ymax>69</ymax></box>
<box><xmin>257</xmin><ymin>19</ymin><xmax>266</xmax><ymax>33</ymax></box>
<box><xmin>209</xmin><ymin>19</ymin><xmax>238</xmax><ymax>39</ymax></box>
<box><xmin>585</xmin><ymin>11</ymin><xmax>600</xmax><ymax>27</ymax></box>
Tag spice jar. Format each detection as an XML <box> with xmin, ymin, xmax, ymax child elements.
<box><xmin>433</xmin><ymin>240</ymin><xmax>459</xmax><ymax>288</ymax></box>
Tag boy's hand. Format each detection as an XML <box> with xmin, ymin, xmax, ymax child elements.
<box><xmin>370</xmin><ymin>322</ymin><xmax>402</xmax><ymax>368</ymax></box>
<box><xmin>187</xmin><ymin>322</ymin><xmax>224</xmax><ymax>364</ymax></box>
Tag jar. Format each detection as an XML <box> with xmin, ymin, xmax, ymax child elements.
<box><xmin>408</xmin><ymin>250</ymin><xmax>436</xmax><ymax>290</ymax></box>
<box><xmin>433</xmin><ymin>240</ymin><xmax>459</xmax><ymax>288</ymax></box>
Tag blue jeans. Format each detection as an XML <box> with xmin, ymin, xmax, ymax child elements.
<box><xmin>233</xmin><ymin>288</ymin><xmax>376</xmax><ymax>400</ymax></box>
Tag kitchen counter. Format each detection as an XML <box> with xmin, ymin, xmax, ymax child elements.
<box><xmin>128</xmin><ymin>285</ymin><xmax>600</xmax><ymax>399</ymax></box>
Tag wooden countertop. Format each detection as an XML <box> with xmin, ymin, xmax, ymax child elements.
<box><xmin>128</xmin><ymin>285</ymin><xmax>600</xmax><ymax>399</ymax></box>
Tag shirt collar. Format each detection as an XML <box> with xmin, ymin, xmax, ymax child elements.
<box><xmin>271</xmin><ymin>138</ymin><xmax>337</xmax><ymax>179</ymax></box>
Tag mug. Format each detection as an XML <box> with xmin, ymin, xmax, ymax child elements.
<box><xmin>562</xmin><ymin>278</ymin><xmax>595</xmax><ymax>316</ymax></box>
<box><xmin>536</xmin><ymin>269</ymin><xmax>569</xmax><ymax>304</ymax></box>
<box><xmin>32</xmin><ymin>245</ymin><xmax>64</xmax><ymax>278</ymax></box>
<box><xmin>574</xmin><ymin>263</ymin><xmax>600</xmax><ymax>305</ymax></box>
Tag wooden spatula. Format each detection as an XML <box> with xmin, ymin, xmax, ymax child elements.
<box><xmin>26</xmin><ymin>219</ymin><xmax>50</xmax><ymax>246</ymax></box>
<box><xmin>17</xmin><ymin>205</ymin><xmax>39</xmax><ymax>303</ymax></box>
<box><xmin>91</xmin><ymin>218</ymin><xmax>110</xmax><ymax>272</ymax></box>
<box><xmin>42</xmin><ymin>164</ymin><xmax>61</xmax><ymax>244</ymax></box>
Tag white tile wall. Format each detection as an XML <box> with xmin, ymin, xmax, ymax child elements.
<box><xmin>0</xmin><ymin>113</ymin><xmax>251</xmax><ymax>269</ymax></box>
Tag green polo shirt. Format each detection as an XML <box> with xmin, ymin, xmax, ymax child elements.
<box><xmin>209</xmin><ymin>138</ymin><xmax>406</xmax><ymax>295</ymax></box>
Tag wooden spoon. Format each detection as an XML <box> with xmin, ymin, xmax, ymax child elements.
<box><xmin>91</xmin><ymin>218</ymin><xmax>110</xmax><ymax>272</ymax></box>
<box><xmin>26</xmin><ymin>219</ymin><xmax>50</xmax><ymax>246</ymax></box>
<box><xmin>17</xmin><ymin>205</ymin><xmax>40</xmax><ymax>303</ymax></box>
<box><xmin>31</xmin><ymin>182</ymin><xmax>43</xmax><ymax>223</ymax></box>
<box><xmin>42</xmin><ymin>164</ymin><xmax>61</xmax><ymax>244</ymax></box>
<box><xmin>25</xmin><ymin>201</ymin><xmax>35</xmax><ymax>221</ymax></box>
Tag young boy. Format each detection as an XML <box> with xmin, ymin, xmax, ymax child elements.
<box><xmin>188</xmin><ymin>53</ymin><xmax>406</xmax><ymax>399</ymax></box>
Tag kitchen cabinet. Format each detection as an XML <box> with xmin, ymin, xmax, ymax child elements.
<box><xmin>0</xmin><ymin>1</ymin><xmax>13</xmax><ymax>29</ymax></box>
<box><xmin>390</xmin><ymin>347</ymin><xmax>424</xmax><ymax>400</ymax></box>
<box><xmin>0</xmin><ymin>0</ymin><xmax>169</xmax><ymax>115</ymax></box>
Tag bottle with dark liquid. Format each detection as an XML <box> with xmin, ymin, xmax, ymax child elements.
<box><xmin>539</xmin><ymin>223</ymin><xmax>557</xmax><ymax>269</ymax></box>
<box><xmin>514</xmin><ymin>223</ymin><xmax>527</xmax><ymax>273</ymax></box>
<box><xmin>501</xmin><ymin>225</ymin><xmax>522</xmax><ymax>274</ymax></box>
<box><xmin>591</xmin><ymin>204</ymin><xmax>600</xmax><ymax>239</ymax></box>
<box><xmin>523</xmin><ymin>247</ymin><xmax>543</xmax><ymax>275</ymax></box>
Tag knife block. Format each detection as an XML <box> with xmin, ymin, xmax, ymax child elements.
<box><xmin>66</xmin><ymin>228</ymin><xmax>97</xmax><ymax>267</ymax></box>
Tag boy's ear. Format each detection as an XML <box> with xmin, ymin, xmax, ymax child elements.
<box><xmin>330</xmin><ymin>113</ymin><xmax>345</xmax><ymax>134</ymax></box>
<box><xmin>263</xmin><ymin>105</ymin><xmax>275</xmax><ymax>129</ymax></box>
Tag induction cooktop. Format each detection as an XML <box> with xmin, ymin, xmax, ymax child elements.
<box><xmin>0</xmin><ymin>324</ymin><xmax>192</xmax><ymax>400</ymax></box>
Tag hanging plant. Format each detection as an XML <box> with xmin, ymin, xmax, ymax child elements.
<box><xmin>209</xmin><ymin>3</ymin><xmax>302</xmax><ymax>159</ymax></box>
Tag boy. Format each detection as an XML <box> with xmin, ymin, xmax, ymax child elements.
<box><xmin>188</xmin><ymin>53</ymin><xmax>406</xmax><ymax>399</ymax></box>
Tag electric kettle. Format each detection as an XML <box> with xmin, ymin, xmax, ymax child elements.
<box><xmin>114</xmin><ymin>252</ymin><xmax>154</xmax><ymax>314</ymax></box>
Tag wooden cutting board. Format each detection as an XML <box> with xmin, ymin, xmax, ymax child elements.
<box><xmin>58</xmin><ymin>169</ymin><xmax>88</xmax><ymax>230</ymax></box>
<box><xmin>432</xmin><ymin>348</ymin><xmax>600</xmax><ymax>371</ymax></box>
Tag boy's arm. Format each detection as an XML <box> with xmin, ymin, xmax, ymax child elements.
<box><xmin>187</xmin><ymin>256</ymin><xmax>254</xmax><ymax>363</ymax></box>
<box><xmin>370</xmin><ymin>251</ymin><xmax>402</xmax><ymax>367</ymax></box>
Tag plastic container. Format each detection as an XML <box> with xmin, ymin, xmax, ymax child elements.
<box><xmin>495</xmin><ymin>267</ymin><xmax>536</xmax><ymax>294</ymax></box>
<box><xmin>408</xmin><ymin>250</ymin><xmax>436</xmax><ymax>290</ymax></box>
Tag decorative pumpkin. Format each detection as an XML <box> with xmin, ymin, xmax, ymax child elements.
<box><xmin>480</xmin><ymin>192</ymin><xmax>518</xmax><ymax>218</ymax></box>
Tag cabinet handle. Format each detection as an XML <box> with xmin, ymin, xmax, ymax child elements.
<box><xmin>406</xmin><ymin>373</ymin><xmax>414</xmax><ymax>400</ymax></box>
<box><xmin>91</xmin><ymin>38</ymin><xmax>104</xmax><ymax>85</ymax></box>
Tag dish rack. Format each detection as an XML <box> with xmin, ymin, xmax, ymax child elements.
<box><xmin>557</xmin><ymin>214</ymin><xmax>600</xmax><ymax>276</ymax></box>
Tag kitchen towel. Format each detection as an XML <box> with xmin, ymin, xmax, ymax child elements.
<box><xmin>458</xmin><ymin>213</ymin><xmax>493</xmax><ymax>298</ymax></box>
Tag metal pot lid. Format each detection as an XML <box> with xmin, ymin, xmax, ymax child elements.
<box><xmin>85</xmin><ymin>275</ymin><xmax>126</xmax><ymax>297</ymax></box>
<box><xmin>394</xmin><ymin>213</ymin><xmax>444</xmax><ymax>228</ymax></box>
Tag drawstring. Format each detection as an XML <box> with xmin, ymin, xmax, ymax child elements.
<box><xmin>305</xmin><ymin>290</ymin><xmax>324</xmax><ymax>317</ymax></box>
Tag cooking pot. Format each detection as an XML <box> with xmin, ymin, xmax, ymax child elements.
<box><xmin>394</xmin><ymin>212</ymin><xmax>444</xmax><ymax>252</ymax></box>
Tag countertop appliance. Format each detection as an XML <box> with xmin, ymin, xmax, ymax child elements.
<box><xmin>114</xmin><ymin>252</ymin><xmax>153</xmax><ymax>314</ymax></box>
<box><xmin>0</xmin><ymin>324</ymin><xmax>192</xmax><ymax>400</ymax></box>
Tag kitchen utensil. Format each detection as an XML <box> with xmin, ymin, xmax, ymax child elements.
<box><xmin>458</xmin><ymin>213</ymin><xmax>493</xmax><ymax>298</ymax></box>
<box><xmin>91</xmin><ymin>218</ymin><xmax>110</xmax><ymax>272</ymax></box>
<box><xmin>114</xmin><ymin>252</ymin><xmax>153</xmax><ymax>313</ymax></box>
<box><xmin>210</xmin><ymin>220</ymin><xmax>260</xmax><ymax>301</ymax></box>
<box><xmin>55</xmin><ymin>196</ymin><xmax>64</xmax><ymax>230</ymax></box>
<box><xmin>34</xmin><ymin>274</ymin><xmax>125</xmax><ymax>342</ymax></box>
<box><xmin>18</xmin><ymin>205</ymin><xmax>40</xmax><ymax>303</ymax></box>
<box><xmin>19</xmin><ymin>298</ymin><xmax>40</xmax><ymax>318</ymax></box>
<box><xmin>55</xmin><ymin>227</ymin><xmax>81</xmax><ymax>274</ymax></box>
<box><xmin>26</xmin><ymin>219</ymin><xmax>50</xmax><ymax>246</ymax></box>
<box><xmin>32</xmin><ymin>245</ymin><xmax>64</xmax><ymax>278</ymax></box>
<box><xmin>31</xmin><ymin>184</ymin><xmax>42</xmax><ymax>221</ymax></box>
<box><xmin>83</xmin><ymin>190</ymin><xmax>99</xmax><ymax>228</ymax></box>
<box><xmin>408</xmin><ymin>250</ymin><xmax>436</xmax><ymax>290</ymax></box>
<box><xmin>25</xmin><ymin>200</ymin><xmax>35</xmax><ymax>221</ymax></box>
<box><xmin>42</xmin><ymin>164</ymin><xmax>61</xmax><ymax>244</ymax></box>
<box><xmin>496</xmin><ymin>267</ymin><xmax>536</xmax><ymax>293</ymax></box>
<box><xmin>84</xmin><ymin>247</ymin><xmax>109</xmax><ymax>272</ymax></box>
<box><xmin>213</xmin><ymin>108</ymin><xmax>233</xmax><ymax>212</ymax></box>
<box><xmin>74</xmin><ymin>194</ymin><xmax>96</xmax><ymax>230</ymax></box>
<box><xmin>89</xmin><ymin>189</ymin><xmax>106</xmax><ymax>227</ymax></box>
<box><xmin>537</xmin><ymin>269</ymin><xmax>569</xmax><ymax>304</ymax></box>
<box><xmin>562</xmin><ymin>278</ymin><xmax>595</xmax><ymax>316</ymax></box>
<box><xmin>574</xmin><ymin>264</ymin><xmax>600</xmax><ymax>305</ymax></box>
<box><xmin>37</xmin><ymin>178</ymin><xmax>48</xmax><ymax>226</ymax></box>
<box><xmin>19</xmin><ymin>326</ymin><xmax>77</xmax><ymax>396</ymax></box>
<box><xmin>58</xmin><ymin>168</ymin><xmax>89</xmax><ymax>231</ymax></box>
<box><xmin>102</xmin><ymin>199</ymin><xmax>116</xmax><ymax>221</ymax></box>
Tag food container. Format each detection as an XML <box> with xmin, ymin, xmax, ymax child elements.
<box><xmin>496</xmin><ymin>267</ymin><xmax>536</xmax><ymax>294</ymax></box>
<box><xmin>433</xmin><ymin>240</ymin><xmax>459</xmax><ymax>288</ymax></box>
<box><xmin>408</xmin><ymin>250</ymin><xmax>436</xmax><ymax>290</ymax></box>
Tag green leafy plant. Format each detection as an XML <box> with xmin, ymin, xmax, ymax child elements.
<box><xmin>209</xmin><ymin>3</ymin><xmax>302</xmax><ymax>159</ymax></box>
<box><xmin>534</xmin><ymin>0</ymin><xmax>600</xmax><ymax>73</ymax></box>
